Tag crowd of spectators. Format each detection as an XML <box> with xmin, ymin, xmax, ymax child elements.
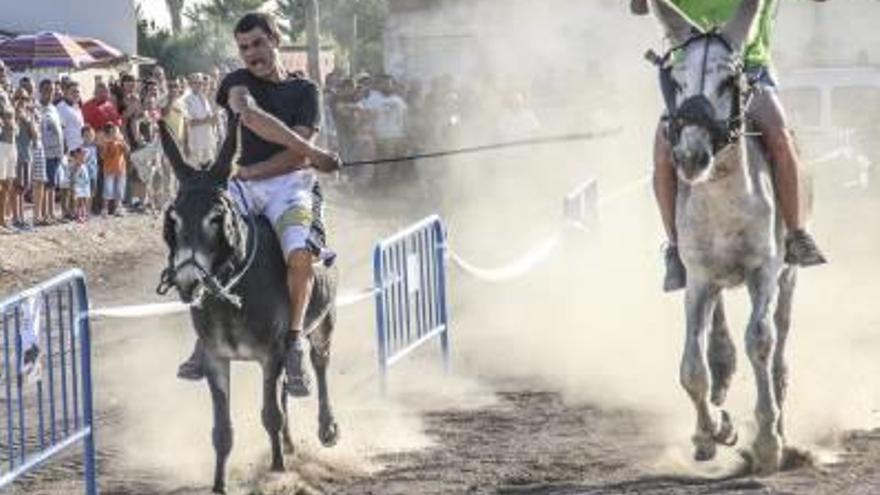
<box><xmin>0</xmin><ymin>60</ymin><xmax>229</xmax><ymax>234</ymax></box>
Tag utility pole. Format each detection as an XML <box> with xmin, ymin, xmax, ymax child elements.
<box><xmin>351</xmin><ymin>0</ymin><xmax>360</xmax><ymax>76</ymax></box>
<box><xmin>305</xmin><ymin>0</ymin><xmax>322</xmax><ymax>83</ymax></box>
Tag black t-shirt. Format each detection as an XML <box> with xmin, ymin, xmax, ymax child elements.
<box><xmin>216</xmin><ymin>69</ymin><xmax>320</xmax><ymax>167</ymax></box>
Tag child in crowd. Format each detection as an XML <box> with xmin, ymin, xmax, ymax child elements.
<box><xmin>81</xmin><ymin>125</ymin><xmax>98</xmax><ymax>206</ymax></box>
<box><xmin>99</xmin><ymin>123</ymin><xmax>128</xmax><ymax>216</ymax></box>
<box><xmin>55</xmin><ymin>155</ymin><xmax>73</xmax><ymax>220</ymax></box>
<box><xmin>70</xmin><ymin>148</ymin><xmax>90</xmax><ymax>222</ymax></box>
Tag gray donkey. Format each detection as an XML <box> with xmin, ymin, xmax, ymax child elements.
<box><xmin>651</xmin><ymin>0</ymin><xmax>803</xmax><ymax>474</ymax></box>
<box><xmin>157</xmin><ymin>118</ymin><xmax>339</xmax><ymax>494</ymax></box>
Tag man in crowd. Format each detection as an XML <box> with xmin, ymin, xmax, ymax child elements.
<box><xmin>183</xmin><ymin>73</ymin><xmax>218</xmax><ymax>165</ymax></box>
<box><xmin>82</xmin><ymin>81</ymin><xmax>121</xmax><ymax>132</ymax></box>
<box><xmin>0</xmin><ymin>61</ymin><xmax>15</xmax><ymax>231</ymax></box>
<box><xmin>363</xmin><ymin>74</ymin><xmax>408</xmax><ymax>163</ymax></box>
<box><xmin>38</xmin><ymin>79</ymin><xmax>65</xmax><ymax>222</ymax></box>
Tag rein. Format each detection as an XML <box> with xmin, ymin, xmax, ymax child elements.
<box><xmin>156</xmin><ymin>179</ymin><xmax>259</xmax><ymax>309</ymax></box>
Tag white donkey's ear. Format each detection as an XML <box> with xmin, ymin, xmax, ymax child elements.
<box><xmin>650</xmin><ymin>0</ymin><xmax>703</xmax><ymax>46</ymax></box>
<box><xmin>722</xmin><ymin>0</ymin><xmax>763</xmax><ymax>51</ymax></box>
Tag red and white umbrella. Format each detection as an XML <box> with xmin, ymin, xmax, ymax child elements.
<box><xmin>0</xmin><ymin>31</ymin><xmax>95</xmax><ymax>70</ymax></box>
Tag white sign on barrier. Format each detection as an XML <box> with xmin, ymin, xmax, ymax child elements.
<box><xmin>407</xmin><ymin>253</ymin><xmax>421</xmax><ymax>294</ymax></box>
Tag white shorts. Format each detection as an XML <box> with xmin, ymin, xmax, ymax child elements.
<box><xmin>229</xmin><ymin>171</ymin><xmax>322</xmax><ymax>259</ymax></box>
<box><xmin>103</xmin><ymin>173</ymin><xmax>126</xmax><ymax>201</ymax></box>
<box><xmin>0</xmin><ymin>141</ymin><xmax>17</xmax><ymax>181</ymax></box>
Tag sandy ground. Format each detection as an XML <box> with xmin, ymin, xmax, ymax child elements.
<box><xmin>3</xmin><ymin>145</ymin><xmax>880</xmax><ymax>495</ymax></box>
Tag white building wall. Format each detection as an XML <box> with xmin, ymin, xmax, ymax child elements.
<box><xmin>3</xmin><ymin>0</ymin><xmax>137</xmax><ymax>55</ymax></box>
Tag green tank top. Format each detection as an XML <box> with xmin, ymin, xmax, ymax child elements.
<box><xmin>671</xmin><ymin>0</ymin><xmax>777</xmax><ymax>68</ymax></box>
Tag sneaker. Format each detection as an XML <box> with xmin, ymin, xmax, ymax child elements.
<box><xmin>176</xmin><ymin>345</ymin><xmax>206</xmax><ymax>381</ymax></box>
<box><xmin>285</xmin><ymin>335</ymin><xmax>311</xmax><ymax>397</ymax></box>
<box><xmin>663</xmin><ymin>244</ymin><xmax>687</xmax><ymax>292</ymax></box>
<box><xmin>785</xmin><ymin>229</ymin><xmax>828</xmax><ymax>267</ymax></box>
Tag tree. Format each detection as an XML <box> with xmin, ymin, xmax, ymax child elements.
<box><xmin>187</xmin><ymin>0</ymin><xmax>270</xmax><ymax>27</ymax></box>
<box><xmin>165</xmin><ymin>0</ymin><xmax>186</xmax><ymax>35</ymax></box>
<box><xmin>304</xmin><ymin>0</ymin><xmax>321</xmax><ymax>82</ymax></box>
<box><xmin>138</xmin><ymin>10</ymin><xmax>237</xmax><ymax>76</ymax></box>
<box><xmin>276</xmin><ymin>0</ymin><xmax>388</xmax><ymax>75</ymax></box>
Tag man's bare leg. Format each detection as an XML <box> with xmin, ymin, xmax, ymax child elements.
<box><xmin>751</xmin><ymin>91</ymin><xmax>827</xmax><ymax>266</ymax></box>
<box><xmin>654</xmin><ymin>123</ymin><xmax>687</xmax><ymax>291</ymax></box>
<box><xmin>285</xmin><ymin>248</ymin><xmax>315</xmax><ymax>397</ymax></box>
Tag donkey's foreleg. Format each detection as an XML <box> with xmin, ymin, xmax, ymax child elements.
<box><xmin>746</xmin><ymin>270</ymin><xmax>782</xmax><ymax>475</ymax></box>
<box><xmin>262</xmin><ymin>360</ymin><xmax>285</xmax><ymax>471</ymax></box>
<box><xmin>207</xmin><ymin>360</ymin><xmax>233</xmax><ymax>494</ymax></box>
<box><xmin>311</xmin><ymin>319</ymin><xmax>339</xmax><ymax>447</ymax></box>
<box><xmin>681</xmin><ymin>282</ymin><xmax>725</xmax><ymax>461</ymax></box>
<box><xmin>773</xmin><ymin>268</ymin><xmax>797</xmax><ymax>439</ymax></box>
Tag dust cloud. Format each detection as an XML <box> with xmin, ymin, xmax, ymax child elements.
<box><xmin>91</xmin><ymin>0</ymin><xmax>880</xmax><ymax>489</ymax></box>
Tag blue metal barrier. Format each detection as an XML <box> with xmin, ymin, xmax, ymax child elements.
<box><xmin>0</xmin><ymin>269</ymin><xmax>97</xmax><ymax>494</ymax></box>
<box><xmin>563</xmin><ymin>178</ymin><xmax>599</xmax><ymax>230</ymax></box>
<box><xmin>373</xmin><ymin>215</ymin><xmax>450</xmax><ymax>394</ymax></box>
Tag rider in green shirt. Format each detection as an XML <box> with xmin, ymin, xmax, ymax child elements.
<box><xmin>632</xmin><ymin>0</ymin><xmax>829</xmax><ymax>292</ymax></box>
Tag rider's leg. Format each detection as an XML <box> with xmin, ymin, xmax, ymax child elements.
<box><xmin>654</xmin><ymin>122</ymin><xmax>687</xmax><ymax>291</ymax></box>
<box><xmin>750</xmin><ymin>90</ymin><xmax>827</xmax><ymax>266</ymax></box>
<box><xmin>285</xmin><ymin>248</ymin><xmax>314</xmax><ymax>397</ymax></box>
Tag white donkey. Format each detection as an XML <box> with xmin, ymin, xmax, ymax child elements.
<box><xmin>651</xmin><ymin>0</ymin><xmax>802</xmax><ymax>474</ymax></box>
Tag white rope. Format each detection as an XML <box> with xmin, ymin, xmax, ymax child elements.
<box><xmin>447</xmin><ymin>232</ymin><xmax>562</xmax><ymax>283</ymax></box>
<box><xmin>87</xmin><ymin>286</ymin><xmax>378</xmax><ymax>321</ymax></box>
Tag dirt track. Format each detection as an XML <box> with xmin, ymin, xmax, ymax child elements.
<box><xmin>5</xmin><ymin>153</ymin><xmax>880</xmax><ymax>495</ymax></box>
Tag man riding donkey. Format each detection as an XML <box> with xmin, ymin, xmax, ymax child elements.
<box><xmin>176</xmin><ymin>12</ymin><xmax>342</xmax><ymax>397</ymax></box>
<box><xmin>632</xmin><ymin>0</ymin><xmax>829</xmax><ymax>292</ymax></box>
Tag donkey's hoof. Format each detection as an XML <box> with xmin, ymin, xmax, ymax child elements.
<box><xmin>749</xmin><ymin>437</ymin><xmax>783</xmax><ymax>476</ymax></box>
<box><xmin>212</xmin><ymin>484</ymin><xmax>226</xmax><ymax>494</ymax></box>
<box><xmin>319</xmin><ymin>420</ymin><xmax>339</xmax><ymax>447</ymax></box>
<box><xmin>270</xmin><ymin>460</ymin><xmax>285</xmax><ymax>473</ymax></box>
<box><xmin>713</xmin><ymin>410</ymin><xmax>738</xmax><ymax>447</ymax></box>
<box><xmin>282</xmin><ymin>436</ymin><xmax>295</xmax><ymax>455</ymax></box>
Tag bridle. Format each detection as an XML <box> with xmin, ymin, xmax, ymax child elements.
<box><xmin>156</xmin><ymin>179</ymin><xmax>258</xmax><ymax>308</ymax></box>
<box><xmin>648</xmin><ymin>30</ymin><xmax>754</xmax><ymax>155</ymax></box>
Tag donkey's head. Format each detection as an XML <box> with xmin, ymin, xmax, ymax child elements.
<box><xmin>652</xmin><ymin>0</ymin><xmax>762</xmax><ymax>184</ymax></box>
<box><xmin>159</xmin><ymin>116</ymin><xmax>245</xmax><ymax>303</ymax></box>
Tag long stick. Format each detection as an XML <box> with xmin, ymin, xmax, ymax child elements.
<box><xmin>344</xmin><ymin>127</ymin><xmax>622</xmax><ymax>168</ymax></box>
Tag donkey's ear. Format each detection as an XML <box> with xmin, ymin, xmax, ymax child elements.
<box><xmin>650</xmin><ymin>0</ymin><xmax>703</xmax><ymax>45</ymax></box>
<box><xmin>722</xmin><ymin>0</ymin><xmax>762</xmax><ymax>51</ymax></box>
<box><xmin>210</xmin><ymin>113</ymin><xmax>239</xmax><ymax>184</ymax></box>
<box><xmin>158</xmin><ymin>120</ymin><xmax>195</xmax><ymax>182</ymax></box>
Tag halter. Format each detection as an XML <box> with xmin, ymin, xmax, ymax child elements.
<box><xmin>156</xmin><ymin>179</ymin><xmax>258</xmax><ymax>309</ymax></box>
<box><xmin>647</xmin><ymin>30</ymin><xmax>753</xmax><ymax>154</ymax></box>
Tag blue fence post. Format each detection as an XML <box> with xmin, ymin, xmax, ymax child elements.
<box><xmin>433</xmin><ymin>219</ymin><xmax>451</xmax><ymax>375</ymax></box>
<box><xmin>373</xmin><ymin>245</ymin><xmax>388</xmax><ymax>396</ymax></box>
<box><xmin>74</xmin><ymin>277</ymin><xmax>98</xmax><ymax>495</ymax></box>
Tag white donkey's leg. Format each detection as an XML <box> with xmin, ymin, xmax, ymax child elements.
<box><xmin>745</xmin><ymin>268</ymin><xmax>783</xmax><ymax>475</ymax></box>
<box><xmin>773</xmin><ymin>267</ymin><xmax>797</xmax><ymax>439</ymax></box>
<box><xmin>681</xmin><ymin>281</ymin><xmax>724</xmax><ymax>461</ymax></box>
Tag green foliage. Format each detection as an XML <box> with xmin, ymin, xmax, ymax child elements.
<box><xmin>275</xmin><ymin>0</ymin><xmax>388</xmax><ymax>74</ymax></box>
<box><xmin>137</xmin><ymin>13</ymin><xmax>237</xmax><ymax>77</ymax></box>
<box><xmin>186</xmin><ymin>0</ymin><xmax>271</xmax><ymax>26</ymax></box>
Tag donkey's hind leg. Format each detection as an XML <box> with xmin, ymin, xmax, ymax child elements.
<box><xmin>311</xmin><ymin>316</ymin><xmax>339</xmax><ymax>447</ymax></box>
<box><xmin>261</xmin><ymin>359</ymin><xmax>286</xmax><ymax>471</ymax></box>
<box><xmin>681</xmin><ymin>282</ymin><xmax>726</xmax><ymax>461</ymax></box>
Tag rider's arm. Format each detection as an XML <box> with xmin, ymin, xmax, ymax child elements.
<box><xmin>227</xmin><ymin>85</ymin><xmax>323</xmax><ymax>161</ymax></box>
<box><xmin>237</xmin><ymin>126</ymin><xmax>315</xmax><ymax>181</ymax></box>
<box><xmin>631</xmin><ymin>0</ymin><xmax>649</xmax><ymax>15</ymax></box>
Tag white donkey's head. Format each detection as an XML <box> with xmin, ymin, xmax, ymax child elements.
<box><xmin>652</xmin><ymin>0</ymin><xmax>762</xmax><ymax>184</ymax></box>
